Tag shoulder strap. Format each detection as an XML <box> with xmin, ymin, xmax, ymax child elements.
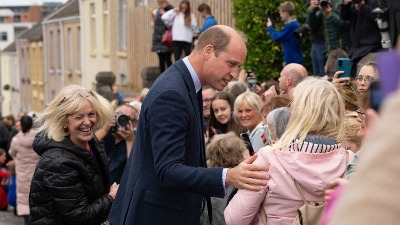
<box><xmin>294</xmin><ymin>179</ymin><xmax>307</xmax><ymax>205</ymax></box>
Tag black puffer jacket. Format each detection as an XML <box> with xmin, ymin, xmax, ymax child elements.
<box><xmin>29</xmin><ymin>133</ymin><xmax>113</xmax><ymax>225</ymax></box>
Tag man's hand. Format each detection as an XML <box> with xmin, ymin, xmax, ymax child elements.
<box><xmin>225</xmin><ymin>153</ymin><xmax>270</xmax><ymax>191</ymax></box>
<box><xmin>309</xmin><ymin>0</ymin><xmax>319</xmax><ymax>11</ymax></box>
<box><xmin>117</xmin><ymin>121</ymin><xmax>134</xmax><ymax>142</ymax></box>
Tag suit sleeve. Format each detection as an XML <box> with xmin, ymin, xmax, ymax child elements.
<box><xmin>43</xmin><ymin>157</ymin><xmax>113</xmax><ymax>225</ymax></box>
<box><xmin>148</xmin><ymin>90</ymin><xmax>225</xmax><ymax>197</ymax></box>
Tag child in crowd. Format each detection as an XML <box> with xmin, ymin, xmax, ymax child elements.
<box><xmin>266</xmin><ymin>1</ymin><xmax>303</xmax><ymax>65</ymax></box>
<box><xmin>7</xmin><ymin>161</ymin><xmax>16</xmax><ymax>212</ymax></box>
<box><xmin>0</xmin><ymin>149</ymin><xmax>8</xmax><ymax>211</ymax></box>
<box><xmin>199</xmin><ymin>132</ymin><xmax>250</xmax><ymax>225</ymax></box>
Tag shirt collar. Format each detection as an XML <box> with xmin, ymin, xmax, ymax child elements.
<box><xmin>183</xmin><ymin>57</ymin><xmax>201</xmax><ymax>93</ymax></box>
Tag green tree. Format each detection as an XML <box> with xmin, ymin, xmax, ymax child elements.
<box><xmin>233</xmin><ymin>0</ymin><xmax>311</xmax><ymax>81</ymax></box>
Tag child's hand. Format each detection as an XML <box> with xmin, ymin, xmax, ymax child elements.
<box><xmin>266</xmin><ymin>18</ymin><xmax>272</xmax><ymax>27</ymax></box>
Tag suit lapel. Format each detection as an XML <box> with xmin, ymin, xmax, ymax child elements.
<box><xmin>175</xmin><ymin>60</ymin><xmax>207</xmax><ymax>167</ymax></box>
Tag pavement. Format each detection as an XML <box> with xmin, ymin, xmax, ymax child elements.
<box><xmin>0</xmin><ymin>207</ymin><xmax>24</xmax><ymax>225</ymax></box>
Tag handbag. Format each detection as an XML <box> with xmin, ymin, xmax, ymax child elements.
<box><xmin>161</xmin><ymin>29</ymin><xmax>173</xmax><ymax>47</ymax></box>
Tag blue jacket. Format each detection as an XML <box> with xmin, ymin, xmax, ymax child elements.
<box><xmin>107</xmin><ymin>59</ymin><xmax>225</xmax><ymax>225</ymax></box>
<box><xmin>201</xmin><ymin>16</ymin><xmax>217</xmax><ymax>33</ymax></box>
<box><xmin>268</xmin><ymin>20</ymin><xmax>304</xmax><ymax>64</ymax></box>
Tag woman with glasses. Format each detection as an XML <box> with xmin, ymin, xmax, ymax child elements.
<box><xmin>356</xmin><ymin>62</ymin><xmax>379</xmax><ymax>94</ymax></box>
<box><xmin>29</xmin><ymin>85</ymin><xmax>118</xmax><ymax>225</ymax></box>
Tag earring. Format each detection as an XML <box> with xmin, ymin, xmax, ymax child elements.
<box><xmin>63</xmin><ymin>126</ymin><xmax>67</xmax><ymax>129</ymax></box>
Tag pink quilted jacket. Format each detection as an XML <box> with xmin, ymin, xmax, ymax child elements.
<box><xmin>225</xmin><ymin>141</ymin><xmax>354</xmax><ymax>225</ymax></box>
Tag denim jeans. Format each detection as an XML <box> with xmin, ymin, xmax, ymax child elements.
<box><xmin>311</xmin><ymin>42</ymin><xmax>326</xmax><ymax>77</ymax></box>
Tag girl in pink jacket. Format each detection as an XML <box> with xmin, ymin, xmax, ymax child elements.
<box><xmin>225</xmin><ymin>77</ymin><xmax>354</xmax><ymax>225</ymax></box>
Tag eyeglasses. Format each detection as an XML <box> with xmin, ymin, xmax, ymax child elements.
<box><xmin>356</xmin><ymin>109</ymin><xmax>366</xmax><ymax>120</ymax></box>
<box><xmin>356</xmin><ymin>76</ymin><xmax>374</xmax><ymax>83</ymax></box>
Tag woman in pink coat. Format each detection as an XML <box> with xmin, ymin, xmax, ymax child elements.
<box><xmin>9</xmin><ymin>115</ymin><xmax>39</xmax><ymax>225</ymax></box>
<box><xmin>224</xmin><ymin>77</ymin><xmax>354</xmax><ymax>225</ymax></box>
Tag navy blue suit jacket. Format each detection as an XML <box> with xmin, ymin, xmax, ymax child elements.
<box><xmin>107</xmin><ymin>60</ymin><xmax>225</xmax><ymax>225</ymax></box>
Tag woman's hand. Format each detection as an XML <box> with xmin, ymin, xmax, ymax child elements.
<box><xmin>109</xmin><ymin>182</ymin><xmax>119</xmax><ymax>199</ymax></box>
<box><xmin>332</xmin><ymin>71</ymin><xmax>350</xmax><ymax>85</ymax></box>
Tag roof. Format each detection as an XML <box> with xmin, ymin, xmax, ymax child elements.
<box><xmin>0</xmin><ymin>8</ymin><xmax>14</xmax><ymax>17</ymax></box>
<box><xmin>44</xmin><ymin>0</ymin><xmax>79</xmax><ymax>21</ymax></box>
<box><xmin>0</xmin><ymin>0</ymin><xmax>66</xmax><ymax>7</ymax></box>
<box><xmin>2</xmin><ymin>42</ymin><xmax>16</xmax><ymax>52</ymax></box>
<box><xmin>18</xmin><ymin>23</ymin><xmax>42</xmax><ymax>41</ymax></box>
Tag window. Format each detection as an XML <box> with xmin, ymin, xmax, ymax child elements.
<box><xmin>90</xmin><ymin>3</ymin><xmax>97</xmax><ymax>52</ymax></box>
<box><xmin>77</xmin><ymin>26</ymin><xmax>81</xmax><ymax>71</ymax></box>
<box><xmin>0</xmin><ymin>32</ymin><xmax>7</xmax><ymax>41</ymax></box>
<box><xmin>57</xmin><ymin>29</ymin><xmax>61</xmax><ymax>73</ymax></box>
<box><xmin>67</xmin><ymin>28</ymin><xmax>73</xmax><ymax>70</ymax></box>
<box><xmin>103</xmin><ymin>0</ymin><xmax>109</xmax><ymax>52</ymax></box>
<box><xmin>49</xmin><ymin>31</ymin><xmax>54</xmax><ymax>70</ymax></box>
<box><xmin>135</xmin><ymin>0</ymin><xmax>148</xmax><ymax>7</ymax></box>
<box><xmin>119</xmin><ymin>0</ymin><xmax>127</xmax><ymax>51</ymax></box>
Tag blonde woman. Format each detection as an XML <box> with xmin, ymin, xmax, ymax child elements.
<box><xmin>233</xmin><ymin>92</ymin><xmax>265</xmax><ymax>153</ymax></box>
<box><xmin>225</xmin><ymin>77</ymin><xmax>354</xmax><ymax>225</ymax></box>
<box><xmin>29</xmin><ymin>85</ymin><xmax>118</xmax><ymax>225</ymax></box>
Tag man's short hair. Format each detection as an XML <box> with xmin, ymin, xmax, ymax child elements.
<box><xmin>195</xmin><ymin>26</ymin><xmax>247</xmax><ymax>57</ymax></box>
<box><xmin>279</xmin><ymin>1</ymin><xmax>296</xmax><ymax>16</ymax></box>
<box><xmin>197</xmin><ymin>3</ymin><xmax>211</xmax><ymax>15</ymax></box>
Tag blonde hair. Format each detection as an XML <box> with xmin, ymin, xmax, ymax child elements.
<box><xmin>36</xmin><ymin>85</ymin><xmax>114</xmax><ymax>142</ymax></box>
<box><xmin>344</xmin><ymin>112</ymin><xmax>361</xmax><ymax>150</ymax></box>
<box><xmin>206</xmin><ymin>132</ymin><xmax>248</xmax><ymax>168</ymax></box>
<box><xmin>233</xmin><ymin>91</ymin><xmax>263</xmax><ymax>121</ymax></box>
<box><xmin>275</xmin><ymin>77</ymin><xmax>346</xmax><ymax>150</ymax></box>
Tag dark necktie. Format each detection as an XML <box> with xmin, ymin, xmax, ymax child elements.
<box><xmin>197</xmin><ymin>89</ymin><xmax>213</xmax><ymax>224</ymax></box>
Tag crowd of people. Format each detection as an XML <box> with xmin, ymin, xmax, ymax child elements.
<box><xmin>0</xmin><ymin>0</ymin><xmax>399</xmax><ymax>224</ymax></box>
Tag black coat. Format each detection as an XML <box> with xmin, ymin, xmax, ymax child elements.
<box><xmin>340</xmin><ymin>0</ymin><xmax>382</xmax><ymax>61</ymax></box>
<box><xmin>29</xmin><ymin>133</ymin><xmax>113</xmax><ymax>225</ymax></box>
<box><xmin>151</xmin><ymin>5</ymin><xmax>173</xmax><ymax>53</ymax></box>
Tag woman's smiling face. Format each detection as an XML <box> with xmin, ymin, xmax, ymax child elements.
<box><xmin>66</xmin><ymin>100</ymin><xmax>97</xmax><ymax>149</ymax></box>
<box><xmin>212</xmin><ymin>99</ymin><xmax>232</xmax><ymax>125</ymax></box>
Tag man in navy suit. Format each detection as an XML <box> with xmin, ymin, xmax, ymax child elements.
<box><xmin>107</xmin><ymin>25</ymin><xmax>269</xmax><ymax>225</ymax></box>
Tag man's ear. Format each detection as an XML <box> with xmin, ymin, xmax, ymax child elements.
<box><xmin>203</xmin><ymin>44</ymin><xmax>214</xmax><ymax>59</ymax></box>
<box><xmin>286</xmin><ymin>76</ymin><xmax>292</xmax><ymax>87</ymax></box>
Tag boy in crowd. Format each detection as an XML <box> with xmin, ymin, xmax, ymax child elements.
<box><xmin>266</xmin><ymin>1</ymin><xmax>303</xmax><ymax>65</ymax></box>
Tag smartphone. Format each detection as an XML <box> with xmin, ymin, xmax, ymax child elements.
<box><xmin>377</xmin><ymin>51</ymin><xmax>400</xmax><ymax>99</ymax></box>
<box><xmin>240</xmin><ymin>133</ymin><xmax>254</xmax><ymax>156</ymax></box>
<box><xmin>369</xmin><ymin>81</ymin><xmax>382</xmax><ymax>112</ymax></box>
<box><xmin>247</xmin><ymin>77</ymin><xmax>256</xmax><ymax>92</ymax></box>
<box><xmin>337</xmin><ymin>58</ymin><xmax>351</xmax><ymax>78</ymax></box>
<box><xmin>263</xmin><ymin>125</ymin><xmax>273</xmax><ymax>146</ymax></box>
